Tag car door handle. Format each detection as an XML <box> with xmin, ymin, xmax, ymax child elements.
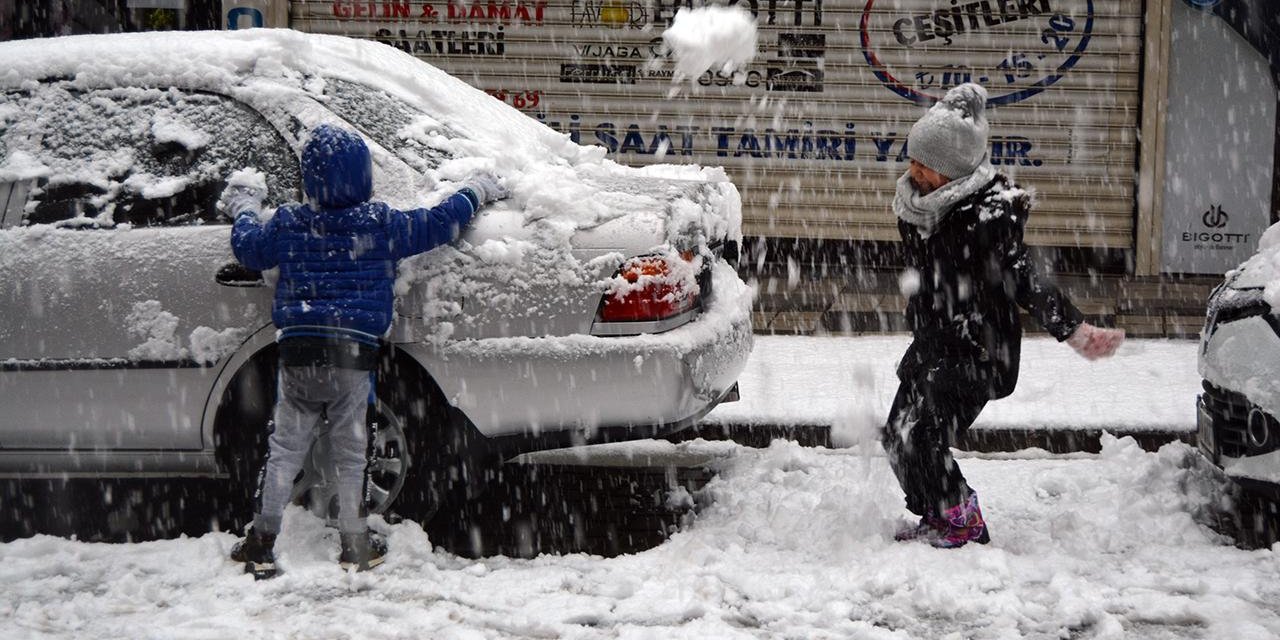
<box><xmin>216</xmin><ymin>263</ymin><xmax>265</xmax><ymax>287</ymax></box>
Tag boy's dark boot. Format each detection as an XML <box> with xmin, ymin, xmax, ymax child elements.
<box><xmin>339</xmin><ymin>530</ymin><xmax>387</xmax><ymax>571</ymax></box>
<box><xmin>230</xmin><ymin>529</ymin><xmax>278</xmax><ymax>580</ymax></box>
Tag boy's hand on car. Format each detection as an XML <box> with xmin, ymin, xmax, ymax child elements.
<box><xmin>1066</xmin><ymin>323</ymin><xmax>1125</xmax><ymax>361</ymax></box>
<box><xmin>218</xmin><ymin>168</ymin><xmax>268</xmax><ymax>219</ymax></box>
<box><xmin>461</xmin><ymin>170</ymin><xmax>510</xmax><ymax>205</ymax></box>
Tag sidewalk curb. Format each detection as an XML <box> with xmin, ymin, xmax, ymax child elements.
<box><xmin>679</xmin><ymin>422</ymin><xmax>1195</xmax><ymax>454</ymax></box>
<box><xmin>957</xmin><ymin>428</ymin><xmax>1194</xmax><ymax>454</ymax></box>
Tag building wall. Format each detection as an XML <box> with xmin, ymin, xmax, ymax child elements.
<box><xmin>1160</xmin><ymin>0</ymin><xmax>1277</xmax><ymax>275</ymax></box>
<box><xmin>1</xmin><ymin>0</ymin><xmax>127</xmax><ymax>38</ymax></box>
<box><xmin>0</xmin><ymin>0</ymin><xmax>227</xmax><ymax>38</ymax></box>
<box><xmin>292</xmin><ymin>0</ymin><xmax>1145</xmax><ymax>256</ymax></box>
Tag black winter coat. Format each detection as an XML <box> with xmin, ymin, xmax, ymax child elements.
<box><xmin>896</xmin><ymin>173</ymin><xmax>1083</xmax><ymax>400</ymax></box>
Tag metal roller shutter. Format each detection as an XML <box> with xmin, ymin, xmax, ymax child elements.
<box><xmin>292</xmin><ymin>0</ymin><xmax>1144</xmax><ymax>249</ymax></box>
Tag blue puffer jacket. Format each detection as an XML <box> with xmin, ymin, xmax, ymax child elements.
<box><xmin>231</xmin><ymin>125</ymin><xmax>479</xmax><ymax>347</ymax></box>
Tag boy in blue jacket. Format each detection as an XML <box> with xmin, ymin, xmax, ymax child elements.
<box><xmin>221</xmin><ymin>124</ymin><xmax>507</xmax><ymax>577</ymax></box>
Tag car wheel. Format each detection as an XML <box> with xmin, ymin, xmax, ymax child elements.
<box><xmin>377</xmin><ymin>355</ymin><xmax>498</xmax><ymax>527</ymax></box>
<box><xmin>366</xmin><ymin>400</ymin><xmax>412</xmax><ymax>515</ymax></box>
<box><xmin>288</xmin><ymin>392</ymin><xmax>413</xmax><ymax>523</ymax></box>
<box><xmin>289</xmin><ymin>352</ymin><xmax>495</xmax><ymax>528</ymax></box>
<box><xmin>215</xmin><ymin>349</ymin><xmax>493</xmax><ymax>532</ymax></box>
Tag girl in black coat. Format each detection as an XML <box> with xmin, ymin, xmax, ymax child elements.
<box><xmin>886</xmin><ymin>84</ymin><xmax>1124</xmax><ymax>548</ymax></box>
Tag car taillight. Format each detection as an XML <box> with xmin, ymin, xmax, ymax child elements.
<box><xmin>598</xmin><ymin>254</ymin><xmax>699</xmax><ymax>323</ymax></box>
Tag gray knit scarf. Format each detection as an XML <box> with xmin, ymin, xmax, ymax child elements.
<box><xmin>892</xmin><ymin>162</ymin><xmax>996</xmax><ymax>238</ymax></box>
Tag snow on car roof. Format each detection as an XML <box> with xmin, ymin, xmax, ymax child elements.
<box><xmin>0</xmin><ymin>29</ymin><xmax>738</xmax><ymax>222</ymax></box>
<box><xmin>0</xmin><ymin>29</ymin><xmax>562</xmax><ymax>156</ymax></box>
<box><xmin>0</xmin><ymin>29</ymin><xmax>726</xmax><ymax>183</ymax></box>
<box><xmin>0</xmin><ymin>28</ymin><xmax>587</xmax><ymax>201</ymax></box>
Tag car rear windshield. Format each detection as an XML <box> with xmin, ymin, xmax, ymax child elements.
<box><xmin>0</xmin><ymin>85</ymin><xmax>300</xmax><ymax>228</ymax></box>
<box><xmin>319</xmin><ymin>78</ymin><xmax>454</xmax><ymax>175</ymax></box>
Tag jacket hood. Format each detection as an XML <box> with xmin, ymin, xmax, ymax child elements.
<box><xmin>302</xmin><ymin>124</ymin><xmax>373</xmax><ymax>209</ymax></box>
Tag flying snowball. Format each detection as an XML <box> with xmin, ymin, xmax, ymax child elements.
<box><xmin>661</xmin><ymin>6</ymin><xmax>758</xmax><ymax>83</ymax></box>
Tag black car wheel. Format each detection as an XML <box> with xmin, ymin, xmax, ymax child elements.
<box><xmin>289</xmin><ymin>393</ymin><xmax>413</xmax><ymax>523</ymax></box>
<box><xmin>215</xmin><ymin>349</ymin><xmax>492</xmax><ymax>532</ymax></box>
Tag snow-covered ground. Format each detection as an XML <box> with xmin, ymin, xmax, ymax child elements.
<box><xmin>3</xmin><ymin>436</ymin><xmax>1277</xmax><ymax>639</ymax></box>
<box><xmin>707</xmin><ymin>336</ymin><xmax>1202</xmax><ymax>436</ymax></box>
<box><xmin>0</xmin><ymin>336</ymin><xmax>1248</xmax><ymax>639</ymax></box>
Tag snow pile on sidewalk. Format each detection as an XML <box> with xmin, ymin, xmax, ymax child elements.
<box><xmin>706</xmin><ymin>336</ymin><xmax>1202</xmax><ymax>434</ymax></box>
<box><xmin>3</xmin><ymin>438</ymin><xmax>1276</xmax><ymax>639</ymax></box>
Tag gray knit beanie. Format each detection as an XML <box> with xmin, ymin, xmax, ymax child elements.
<box><xmin>906</xmin><ymin>83</ymin><xmax>990</xmax><ymax>179</ymax></box>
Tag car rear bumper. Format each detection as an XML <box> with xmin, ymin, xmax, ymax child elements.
<box><xmin>399</xmin><ymin>261</ymin><xmax>753</xmax><ymax>441</ymax></box>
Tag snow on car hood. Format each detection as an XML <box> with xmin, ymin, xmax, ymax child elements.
<box><xmin>1225</xmin><ymin>221</ymin><xmax>1280</xmax><ymax>297</ymax></box>
<box><xmin>0</xmin><ymin>30</ymin><xmax>744</xmax><ymax>339</ymax></box>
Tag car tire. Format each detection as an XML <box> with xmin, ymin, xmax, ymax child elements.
<box><xmin>212</xmin><ymin>348</ymin><xmax>494</xmax><ymax>533</ymax></box>
<box><xmin>287</xmin><ymin>388</ymin><xmax>418</xmax><ymax>524</ymax></box>
<box><xmin>362</xmin><ymin>352</ymin><xmax>496</xmax><ymax>527</ymax></box>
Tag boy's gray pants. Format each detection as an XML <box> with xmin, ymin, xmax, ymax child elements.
<box><xmin>253</xmin><ymin>365</ymin><xmax>371</xmax><ymax>535</ymax></box>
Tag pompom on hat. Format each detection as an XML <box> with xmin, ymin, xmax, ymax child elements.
<box><xmin>906</xmin><ymin>83</ymin><xmax>990</xmax><ymax>180</ymax></box>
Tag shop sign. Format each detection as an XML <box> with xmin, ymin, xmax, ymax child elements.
<box><xmin>223</xmin><ymin>0</ymin><xmax>288</xmax><ymax>28</ymax></box>
<box><xmin>859</xmin><ymin>0</ymin><xmax>1094</xmax><ymax>105</ymax></box>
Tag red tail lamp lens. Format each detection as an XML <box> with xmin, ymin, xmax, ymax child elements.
<box><xmin>599</xmin><ymin>256</ymin><xmax>699</xmax><ymax>322</ymax></box>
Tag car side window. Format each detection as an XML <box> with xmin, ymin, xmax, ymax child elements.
<box><xmin>319</xmin><ymin>78</ymin><xmax>454</xmax><ymax>174</ymax></box>
<box><xmin>0</xmin><ymin>86</ymin><xmax>300</xmax><ymax>228</ymax></box>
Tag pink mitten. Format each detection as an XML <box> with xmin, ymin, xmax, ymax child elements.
<box><xmin>1066</xmin><ymin>323</ymin><xmax>1125</xmax><ymax>361</ymax></box>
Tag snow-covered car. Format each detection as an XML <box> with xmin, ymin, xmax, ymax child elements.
<box><xmin>0</xmin><ymin>30</ymin><xmax>752</xmax><ymax>528</ymax></box>
<box><xmin>1198</xmin><ymin>223</ymin><xmax>1280</xmax><ymax>509</ymax></box>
